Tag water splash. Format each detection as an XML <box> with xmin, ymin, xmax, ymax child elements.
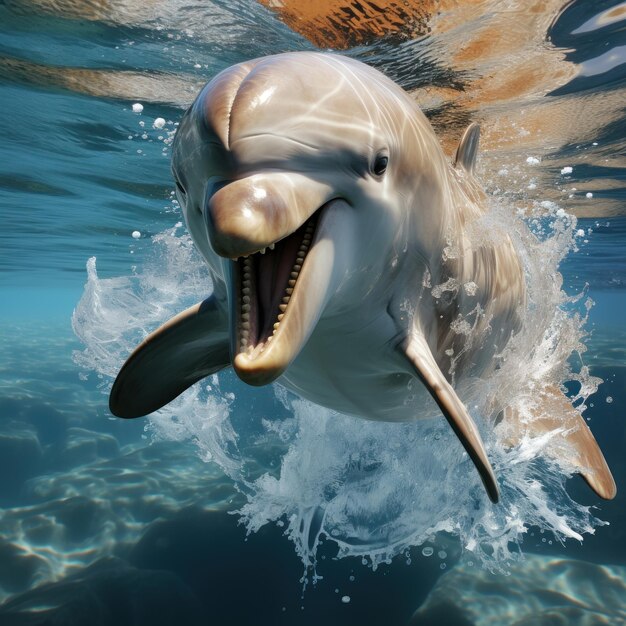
<box><xmin>73</xmin><ymin>194</ymin><xmax>606</xmax><ymax>574</ymax></box>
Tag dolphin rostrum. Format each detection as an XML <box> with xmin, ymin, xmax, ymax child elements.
<box><xmin>110</xmin><ymin>52</ymin><xmax>616</xmax><ymax>503</ymax></box>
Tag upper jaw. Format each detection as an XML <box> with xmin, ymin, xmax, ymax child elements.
<box><xmin>206</xmin><ymin>172</ymin><xmax>333</xmax><ymax>260</ymax></box>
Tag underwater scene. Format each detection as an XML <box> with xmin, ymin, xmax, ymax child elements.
<box><xmin>1</xmin><ymin>0</ymin><xmax>625</xmax><ymax>624</ymax></box>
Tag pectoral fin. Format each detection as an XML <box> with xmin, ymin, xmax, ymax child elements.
<box><xmin>110</xmin><ymin>295</ymin><xmax>230</xmax><ymax>418</ymax></box>
<box><xmin>403</xmin><ymin>332</ymin><xmax>499</xmax><ymax>503</ymax></box>
<box><xmin>497</xmin><ymin>385</ymin><xmax>616</xmax><ymax>500</ymax></box>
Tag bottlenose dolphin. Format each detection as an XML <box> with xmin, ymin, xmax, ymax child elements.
<box><xmin>110</xmin><ymin>52</ymin><xmax>616</xmax><ymax>502</ymax></box>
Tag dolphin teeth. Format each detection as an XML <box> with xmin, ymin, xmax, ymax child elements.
<box><xmin>282</xmin><ymin>296</ymin><xmax>290</xmax><ymax>304</ymax></box>
<box><xmin>288</xmin><ymin>279</ymin><xmax>296</xmax><ymax>287</ymax></box>
<box><xmin>242</xmin><ymin>295</ymin><xmax>251</xmax><ymax>304</ymax></box>
<box><xmin>242</xmin><ymin>304</ymin><xmax>251</xmax><ymax>313</ymax></box>
<box><xmin>294</xmin><ymin>264</ymin><xmax>302</xmax><ymax>272</ymax></box>
<box><xmin>269</xmin><ymin>243</ymin><xmax>275</xmax><ymax>250</ymax></box>
<box><xmin>242</xmin><ymin>286</ymin><xmax>250</xmax><ymax>294</ymax></box>
<box><xmin>279</xmin><ymin>303</ymin><xmax>288</xmax><ymax>312</ymax></box>
<box><xmin>277</xmin><ymin>313</ymin><xmax>284</xmax><ymax>321</ymax></box>
<box><xmin>241</xmin><ymin>321</ymin><xmax>250</xmax><ymax>330</ymax></box>
<box><xmin>260</xmin><ymin>247</ymin><xmax>267</xmax><ymax>254</ymax></box>
<box><xmin>290</xmin><ymin>271</ymin><xmax>299</xmax><ymax>279</ymax></box>
<box><xmin>285</xmin><ymin>287</ymin><xmax>293</xmax><ymax>295</ymax></box>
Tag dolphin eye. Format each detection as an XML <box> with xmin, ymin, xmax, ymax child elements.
<box><xmin>174</xmin><ymin>179</ymin><xmax>186</xmax><ymax>197</ymax></box>
<box><xmin>173</xmin><ymin>174</ymin><xmax>187</xmax><ymax>206</ymax></box>
<box><xmin>372</xmin><ymin>154</ymin><xmax>388</xmax><ymax>177</ymax></box>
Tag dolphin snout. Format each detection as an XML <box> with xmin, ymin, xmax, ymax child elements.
<box><xmin>206</xmin><ymin>174</ymin><xmax>331</xmax><ymax>258</ymax></box>
<box><xmin>207</xmin><ymin>180</ymin><xmax>286</xmax><ymax>258</ymax></box>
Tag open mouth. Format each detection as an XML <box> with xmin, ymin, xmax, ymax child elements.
<box><xmin>231</xmin><ymin>209</ymin><xmax>322</xmax><ymax>384</ymax></box>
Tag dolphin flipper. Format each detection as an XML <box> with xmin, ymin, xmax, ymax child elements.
<box><xmin>403</xmin><ymin>332</ymin><xmax>499</xmax><ymax>503</ymax></box>
<box><xmin>498</xmin><ymin>386</ymin><xmax>616</xmax><ymax>500</ymax></box>
<box><xmin>453</xmin><ymin>122</ymin><xmax>480</xmax><ymax>175</ymax></box>
<box><xmin>110</xmin><ymin>295</ymin><xmax>230</xmax><ymax>418</ymax></box>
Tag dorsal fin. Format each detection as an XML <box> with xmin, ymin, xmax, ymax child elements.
<box><xmin>454</xmin><ymin>122</ymin><xmax>480</xmax><ymax>175</ymax></box>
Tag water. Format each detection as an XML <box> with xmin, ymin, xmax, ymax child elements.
<box><xmin>1</xmin><ymin>1</ymin><xmax>625</xmax><ymax>624</ymax></box>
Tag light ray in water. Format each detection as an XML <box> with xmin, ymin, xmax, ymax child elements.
<box><xmin>73</xmin><ymin>188</ymin><xmax>607</xmax><ymax>572</ymax></box>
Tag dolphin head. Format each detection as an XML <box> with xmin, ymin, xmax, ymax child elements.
<box><xmin>171</xmin><ymin>52</ymin><xmax>450</xmax><ymax>386</ymax></box>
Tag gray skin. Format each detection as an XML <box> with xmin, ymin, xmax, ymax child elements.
<box><xmin>110</xmin><ymin>52</ymin><xmax>616</xmax><ymax>503</ymax></box>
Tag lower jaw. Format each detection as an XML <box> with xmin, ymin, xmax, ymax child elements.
<box><xmin>232</xmin><ymin>351</ymin><xmax>287</xmax><ymax>386</ymax></box>
<box><xmin>230</xmin><ymin>212</ymin><xmax>320</xmax><ymax>384</ymax></box>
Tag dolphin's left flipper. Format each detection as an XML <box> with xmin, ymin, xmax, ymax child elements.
<box><xmin>403</xmin><ymin>332</ymin><xmax>499</xmax><ymax>503</ymax></box>
<box><xmin>497</xmin><ymin>385</ymin><xmax>616</xmax><ymax>500</ymax></box>
<box><xmin>110</xmin><ymin>295</ymin><xmax>230</xmax><ymax>419</ymax></box>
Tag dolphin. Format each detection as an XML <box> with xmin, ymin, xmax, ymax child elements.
<box><xmin>109</xmin><ymin>52</ymin><xmax>616</xmax><ymax>503</ymax></box>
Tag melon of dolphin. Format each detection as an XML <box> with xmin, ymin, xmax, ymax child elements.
<box><xmin>109</xmin><ymin>52</ymin><xmax>616</xmax><ymax>503</ymax></box>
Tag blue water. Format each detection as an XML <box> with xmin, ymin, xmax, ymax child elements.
<box><xmin>1</xmin><ymin>1</ymin><xmax>626</xmax><ymax>624</ymax></box>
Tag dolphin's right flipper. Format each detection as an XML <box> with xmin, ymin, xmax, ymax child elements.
<box><xmin>497</xmin><ymin>385</ymin><xmax>616</xmax><ymax>500</ymax></box>
<box><xmin>109</xmin><ymin>295</ymin><xmax>230</xmax><ymax>419</ymax></box>
<box><xmin>403</xmin><ymin>332</ymin><xmax>499</xmax><ymax>503</ymax></box>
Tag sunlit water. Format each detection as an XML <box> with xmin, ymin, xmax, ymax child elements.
<box><xmin>1</xmin><ymin>1</ymin><xmax>625</xmax><ymax>624</ymax></box>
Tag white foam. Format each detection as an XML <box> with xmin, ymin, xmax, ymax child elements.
<box><xmin>73</xmin><ymin>194</ymin><xmax>605</xmax><ymax>573</ymax></box>
<box><xmin>561</xmin><ymin>166</ymin><xmax>573</xmax><ymax>175</ymax></box>
<box><xmin>132</xmin><ymin>103</ymin><xmax>144</xmax><ymax>113</ymax></box>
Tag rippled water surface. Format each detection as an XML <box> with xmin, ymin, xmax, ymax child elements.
<box><xmin>1</xmin><ymin>1</ymin><xmax>625</xmax><ymax>624</ymax></box>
